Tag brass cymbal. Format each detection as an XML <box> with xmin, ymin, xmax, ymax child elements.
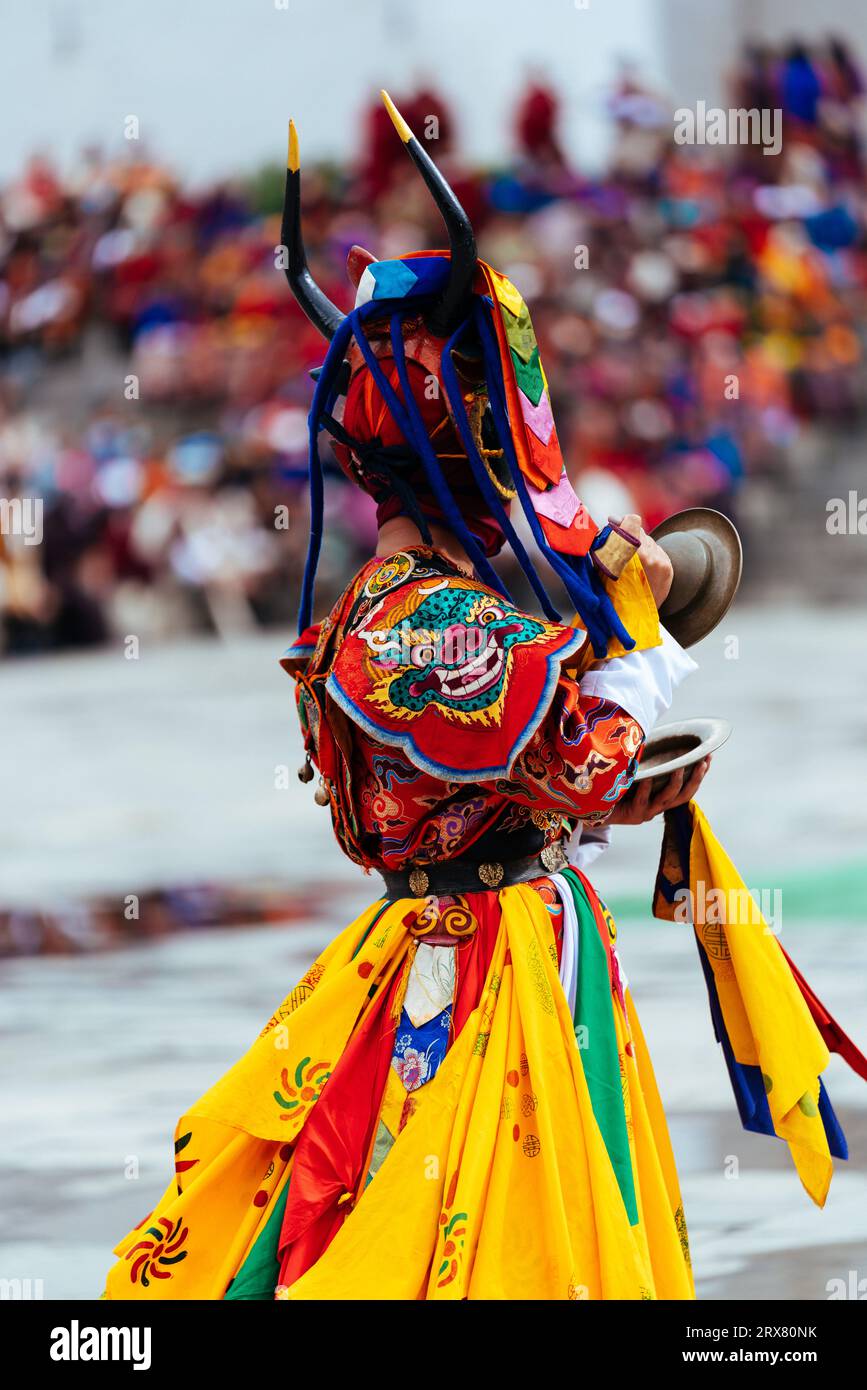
<box><xmin>634</xmin><ymin>716</ymin><xmax>732</xmax><ymax>784</ymax></box>
<box><xmin>651</xmin><ymin>507</ymin><xmax>743</xmax><ymax>648</ymax></box>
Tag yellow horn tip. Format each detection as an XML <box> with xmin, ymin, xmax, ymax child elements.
<box><xmin>287</xmin><ymin>119</ymin><xmax>300</xmax><ymax>172</ymax></box>
<box><xmin>381</xmin><ymin>89</ymin><xmax>413</xmax><ymax>144</ymax></box>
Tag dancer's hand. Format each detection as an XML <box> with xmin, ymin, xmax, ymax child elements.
<box><xmin>608</xmin><ymin>756</ymin><xmax>711</xmax><ymax>825</ymax></box>
<box><xmin>607</xmin><ymin>514</ymin><xmax>673</xmax><ymax>609</ymax></box>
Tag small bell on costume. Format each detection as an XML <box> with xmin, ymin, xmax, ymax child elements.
<box><xmin>314</xmin><ymin>778</ymin><xmax>330</xmax><ymax>807</ymax></box>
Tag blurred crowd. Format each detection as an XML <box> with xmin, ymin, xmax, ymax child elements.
<box><xmin>0</xmin><ymin>877</ymin><xmax>334</xmax><ymax>957</ymax></box>
<box><xmin>1</xmin><ymin>36</ymin><xmax>867</xmax><ymax>657</ymax></box>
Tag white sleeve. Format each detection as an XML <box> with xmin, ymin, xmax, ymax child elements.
<box><xmin>566</xmin><ymin>822</ymin><xmax>612</xmax><ymax>870</ymax></box>
<box><xmin>578</xmin><ymin>627</ymin><xmax>697</xmax><ymax>736</ymax></box>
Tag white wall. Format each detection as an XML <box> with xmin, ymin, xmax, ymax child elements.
<box><xmin>2</xmin><ymin>0</ymin><xmax>666</xmax><ymax>181</ymax></box>
<box><xmin>4</xmin><ymin>0</ymin><xmax>865</xmax><ymax>184</ymax></box>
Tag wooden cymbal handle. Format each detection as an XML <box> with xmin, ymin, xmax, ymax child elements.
<box><xmin>590</xmin><ymin>513</ymin><xmax>642</xmax><ymax>580</ymax></box>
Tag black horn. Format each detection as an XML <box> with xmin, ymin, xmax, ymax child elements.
<box><xmin>281</xmin><ymin>120</ymin><xmax>345</xmax><ymax>341</ymax></box>
<box><xmin>381</xmin><ymin>90</ymin><xmax>477</xmax><ymax>337</ymax></box>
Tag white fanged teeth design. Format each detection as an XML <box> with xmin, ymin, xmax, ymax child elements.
<box><xmin>460</xmin><ymin>645</ymin><xmax>495</xmax><ymax>679</ymax></box>
<box><xmin>406</xmin><ymin>623</ymin><xmax>522</xmax><ymax>701</ymax></box>
<box><xmin>441</xmin><ymin>645</ymin><xmax>505</xmax><ymax>698</ymax></box>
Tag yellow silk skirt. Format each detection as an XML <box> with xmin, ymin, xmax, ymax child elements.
<box><xmin>104</xmin><ymin>879</ymin><xmax>694</xmax><ymax>1301</ymax></box>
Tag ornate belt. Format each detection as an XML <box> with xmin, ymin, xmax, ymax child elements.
<box><xmin>380</xmin><ymin>841</ymin><xmax>569</xmax><ymax>901</ymax></box>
